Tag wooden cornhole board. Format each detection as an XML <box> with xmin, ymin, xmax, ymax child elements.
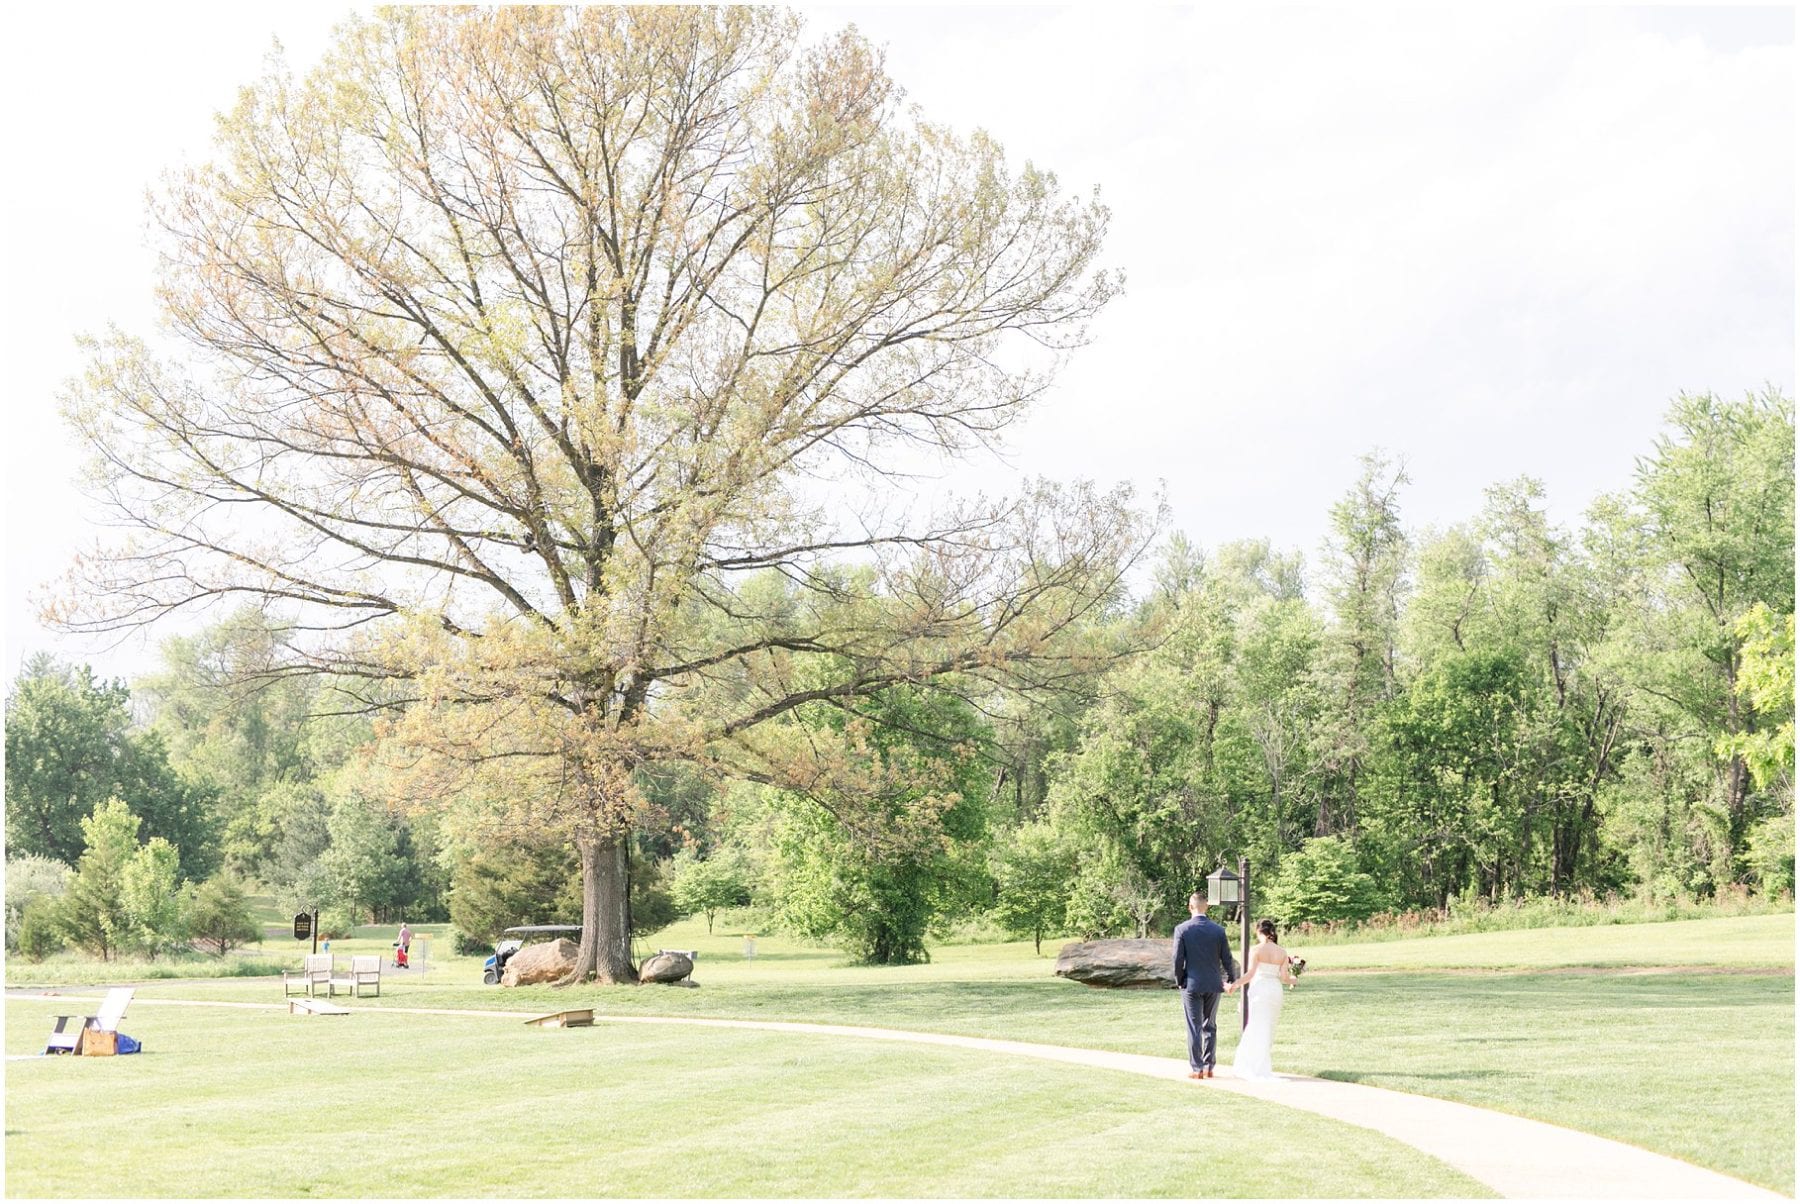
<box><xmin>524</xmin><ymin>1009</ymin><xmax>594</xmax><ymax>1028</ymax></box>
<box><xmin>290</xmin><ymin>999</ymin><xmax>351</xmax><ymax>1016</ymax></box>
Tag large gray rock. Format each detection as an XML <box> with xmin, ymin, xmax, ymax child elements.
<box><xmin>1054</xmin><ymin>938</ymin><xmax>1176</xmax><ymax>989</ymax></box>
<box><xmin>639</xmin><ymin>951</ymin><xmax>695</xmax><ymax>985</ymax></box>
<box><xmin>501</xmin><ymin>938</ymin><xmax>580</xmax><ymax>987</ymax></box>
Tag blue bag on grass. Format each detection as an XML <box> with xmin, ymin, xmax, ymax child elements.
<box><xmin>115</xmin><ymin>1033</ymin><xmax>141</xmax><ymax>1054</ymax></box>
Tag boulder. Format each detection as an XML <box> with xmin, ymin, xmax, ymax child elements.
<box><xmin>501</xmin><ymin>938</ymin><xmax>580</xmax><ymax>987</ymax></box>
<box><xmin>1053</xmin><ymin>939</ymin><xmax>1176</xmax><ymax>989</ymax></box>
<box><xmin>639</xmin><ymin>951</ymin><xmax>695</xmax><ymax>984</ymax></box>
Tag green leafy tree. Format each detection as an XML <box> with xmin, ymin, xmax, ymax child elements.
<box><xmin>122</xmin><ymin>837</ymin><xmax>189</xmax><ymax>957</ymax></box>
<box><xmin>5</xmin><ymin>661</ymin><xmax>218</xmax><ymax>878</ymax></box>
<box><xmin>988</xmin><ymin>822</ymin><xmax>1074</xmax><ymax>953</ymax></box>
<box><xmin>759</xmin><ymin>689</ymin><xmax>996</xmax><ymax>965</ymax></box>
<box><xmin>56</xmin><ymin>6</ymin><xmax>1139</xmax><ymax>992</ymax></box>
<box><xmin>317</xmin><ymin>794</ymin><xmax>431</xmax><ymax>925</ymax></box>
<box><xmin>668</xmin><ymin>848</ymin><xmax>752</xmax><ymax>934</ymax></box>
<box><xmin>1061</xmin><ymin>846</ymin><xmax>1136</xmax><ymax>938</ymax></box>
<box><xmin>1718</xmin><ymin>604</ymin><xmax>1795</xmax><ymax>795</ymax></box>
<box><xmin>264</xmin><ymin>782</ymin><xmax>334</xmax><ymax>894</ymax></box>
<box><xmin>1262</xmin><ymin>836</ymin><xmax>1384</xmax><ymax>925</ymax></box>
<box><xmin>56</xmin><ymin>798</ymin><xmax>143</xmax><ymax>960</ymax></box>
<box><xmin>1047</xmin><ymin>554</ymin><xmax>1259</xmax><ymax>919</ymax></box>
<box><xmin>449</xmin><ymin>836</ymin><xmax>583</xmax><ymax>949</ymax></box>
<box><xmin>187</xmin><ymin>876</ymin><xmax>263</xmax><ymax>956</ymax></box>
<box><xmin>136</xmin><ymin>610</ymin><xmax>380</xmax><ymax>879</ymax></box>
<box><xmin>1312</xmin><ymin>453</ymin><xmax>1410</xmax><ymax>836</ymax></box>
<box><xmin>1631</xmin><ymin>390</ymin><xmax>1794</xmax><ymax>868</ymax></box>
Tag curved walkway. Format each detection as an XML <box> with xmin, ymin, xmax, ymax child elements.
<box><xmin>8</xmin><ymin>993</ymin><xmax>1782</xmax><ymax>1200</ymax></box>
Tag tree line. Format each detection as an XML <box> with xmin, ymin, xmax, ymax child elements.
<box><xmin>9</xmin><ymin>389</ymin><xmax>1790</xmax><ymax>963</ymax></box>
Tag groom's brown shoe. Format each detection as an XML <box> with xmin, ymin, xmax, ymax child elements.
<box><xmin>1188</xmin><ymin>1071</ymin><xmax>1204</xmax><ymax>1079</ymax></box>
<box><xmin>1203</xmin><ymin>1068</ymin><xmax>1215</xmax><ymax>1078</ymax></box>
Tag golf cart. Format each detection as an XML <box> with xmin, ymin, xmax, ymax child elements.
<box><xmin>483</xmin><ymin>925</ymin><xmax>582</xmax><ymax>985</ymax></box>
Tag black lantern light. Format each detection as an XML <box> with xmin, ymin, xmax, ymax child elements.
<box><xmin>1205</xmin><ymin>864</ymin><xmax>1241</xmax><ymax>912</ymax></box>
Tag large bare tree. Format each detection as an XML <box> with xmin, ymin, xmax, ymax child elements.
<box><xmin>56</xmin><ymin>7</ymin><xmax>1148</xmax><ymax>983</ymax></box>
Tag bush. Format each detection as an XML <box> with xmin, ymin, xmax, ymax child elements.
<box><xmin>1745</xmin><ymin>814</ymin><xmax>1795</xmax><ymax>897</ymax></box>
<box><xmin>5</xmin><ymin>855</ymin><xmax>70</xmax><ymax>953</ymax></box>
<box><xmin>187</xmin><ymin>876</ymin><xmax>262</xmax><ymax>955</ymax></box>
<box><xmin>1263</xmin><ymin>836</ymin><xmax>1384</xmax><ymax>926</ymax></box>
<box><xmin>16</xmin><ymin>895</ymin><xmax>66</xmax><ymax>961</ymax></box>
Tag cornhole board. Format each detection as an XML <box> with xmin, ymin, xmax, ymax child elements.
<box><xmin>289</xmin><ymin>999</ymin><xmax>351</xmax><ymax>1016</ymax></box>
<box><xmin>524</xmin><ymin>1009</ymin><xmax>594</xmax><ymax>1028</ymax></box>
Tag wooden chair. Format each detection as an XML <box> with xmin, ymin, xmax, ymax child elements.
<box><xmin>346</xmin><ymin>955</ymin><xmax>381</xmax><ymax>998</ymax></box>
<box><xmin>284</xmin><ymin>954</ymin><xmax>333</xmax><ymax>998</ymax></box>
<box><xmin>44</xmin><ymin>987</ymin><xmax>133</xmax><ymax>1055</ymax></box>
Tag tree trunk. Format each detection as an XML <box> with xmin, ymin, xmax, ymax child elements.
<box><xmin>559</xmin><ymin>835</ymin><xmax>637</xmax><ymax>986</ymax></box>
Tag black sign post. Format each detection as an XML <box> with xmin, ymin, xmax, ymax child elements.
<box><xmin>294</xmin><ymin>910</ymin><xmax>319</xmax><ymax>955</ymax></box>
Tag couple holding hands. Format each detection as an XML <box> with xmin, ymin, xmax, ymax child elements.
<box><xmin>1172</xmin><ymin>891</ymin><xmax>1300</xmax><ymax>1081</ymax></box>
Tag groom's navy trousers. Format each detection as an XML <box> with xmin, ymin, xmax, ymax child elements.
<box><xmin>1173</xmin><ymin>915</ymin><xmax>1238</xmax><ymax>1072</ymax></box>
<box><xmin>1181</xmin><ymin>988</ymin><xmax>1221</xmax><ymax>1072</ymax></box>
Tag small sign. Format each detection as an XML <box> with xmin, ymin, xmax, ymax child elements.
<box><xmin>294</xmin><ymin>913</ymin><xmax>313</xmax><ymax>941</ymax></box>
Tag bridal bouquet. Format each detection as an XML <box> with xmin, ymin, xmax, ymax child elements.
<box><xmin>1288</xmin><ymin>956</ymin><xmax>1306</xmax><ymax>977</ymax></box>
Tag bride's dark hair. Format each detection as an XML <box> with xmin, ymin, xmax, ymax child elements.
<box><xmin>1256</xmin><ymin>918</ymin><xmax>1279</xmax><ymax>943</ymax></box>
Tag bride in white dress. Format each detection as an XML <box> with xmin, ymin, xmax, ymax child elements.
<box><xmin>1226</xmin><ymin>918</ymin><xmax>1299</xmax><ymax>1080</ymax></box>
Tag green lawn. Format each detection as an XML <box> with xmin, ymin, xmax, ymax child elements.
<box><xmin>1311</xmin><ymin>912</ymin><xmax>1794</xmax><ymax>968</ymax></box>
<box><xmin>9</xmin><ymin>912</ymin><xmax>1792</xmax><ymax>1194</ymax></box>
<box><xmin>4</xmin><ymin>999</ymin><xmax>1487</xmax><ymax>1199</ymax></box>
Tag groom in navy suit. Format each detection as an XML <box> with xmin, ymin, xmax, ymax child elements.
<box><xmin>1173</xmin><ymin>891</ymin><xmax>1238</xmax><ymax>1079</ymax></box>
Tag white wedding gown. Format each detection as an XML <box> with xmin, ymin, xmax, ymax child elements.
<box><xmin>1232</xmin><ymin>964</ymin><xmax>1285</xmax><ymax>1080</ymax></box>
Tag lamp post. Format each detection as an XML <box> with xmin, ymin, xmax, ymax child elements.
<box><xmin>1237</xmin><ymin>856</ymin><xmax>1250</xmax><ymax>1031</ymax></box>
<box><xmin>1205</xmin><ymin>860</ymin><xmax>1252</xmax><ymax>1030</ymax></box>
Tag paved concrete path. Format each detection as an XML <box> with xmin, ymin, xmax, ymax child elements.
<box><xmin>8</xmin><ymin>992</ymin><xmax>1783</xmax><ymax>1199</ymax></box>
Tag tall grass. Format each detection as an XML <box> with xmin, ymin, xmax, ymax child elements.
<box><xmin>1286</xmin><ymin>885</ymin><xmax>1794</xmax><ymax>946</ymax></box>
<box><xmin>5</xmin><ymin>949</ymin><xmax>292</xmax><ymax>986</ymax></box>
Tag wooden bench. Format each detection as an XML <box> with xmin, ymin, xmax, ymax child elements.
<box><xmin>284</xmin><ymin>954</ymin><xmax>333</xmax><ymax>998</ymax></box>
<box><xmin>330</xmin><ymin>955</ymin><xmax>382</xmax><ymax>998</ymax></box>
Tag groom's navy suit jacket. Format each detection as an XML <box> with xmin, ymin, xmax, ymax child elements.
<box><xmin>1172</xmin><ymin>915</ymin><xmax>1239</xmax><ymax>993</ymax></box>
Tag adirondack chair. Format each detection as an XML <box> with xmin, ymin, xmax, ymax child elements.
<box><xmin>284</xmin><ymin>954</ymin><xmax>333</xmax><ymax>999</ymax></box>
<box><xmin>44</xmin><ymin>987</ymin><xmax>133</xmax><ymax>1055</ymax></box>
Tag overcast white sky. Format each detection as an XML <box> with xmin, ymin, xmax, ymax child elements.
<box><xmin>2</xmin><ymin>4</ymin><xmax>1793</xmax><ymax>682</ymax></box>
